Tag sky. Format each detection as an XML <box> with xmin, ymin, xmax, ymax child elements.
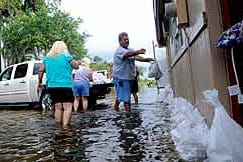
<box><xmin>60</xmin><ymin>0</ymin><xmax>158</xmax><ymax>63</ymax></box>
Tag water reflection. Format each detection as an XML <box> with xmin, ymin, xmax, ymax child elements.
<box><xmin>53</xmin><ymin>125</ymin><xmax>87</xmax><ymax>162</ymax></box>
<box><xmin>0</xmin><ymin>87</ymin><xmax>184</xmax><ymax>162</ymax></box>
<box><xmin>113</xmin><ymin>112</ymin><xmax>145</xmax><ymax>162</ymax></box>
<box><xmin>0</xmin><ymin>110</ymin><xmax>55</xmax><ymax>161</ymax></box>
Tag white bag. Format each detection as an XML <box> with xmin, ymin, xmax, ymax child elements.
<box><xmin>169</xmin><ymin>97</ymin><xmax>208</xmax><ymax>161</ymax></box>
<box><xmin>171</xmin><ymin>119</ymin><xmax>208</xmax><ymax>161</ymax></box>
<box><xmin>203</xmin><ymin>89</ymin><xmax>243</xmax><ymax>162</ymax></box>
<box><xmin>147</xmin><ymin>61</ymin><xmax>163</xmax><ymax>79</ymax></box>
<box><xmin>158</xmin><ymin>85</ymin><xmax>173</xmax><ymax>102</ymax></box>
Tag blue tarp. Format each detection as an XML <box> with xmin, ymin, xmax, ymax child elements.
<box><xmin>216</xmin><ymin>20</ymin><xmax>243</xmax><ymax>48</ymax></box>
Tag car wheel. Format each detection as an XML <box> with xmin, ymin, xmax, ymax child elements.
<box><xmin>40</xmin><ymin>93</ymin><xmax>52</xmax><ymax>111</ymax></box>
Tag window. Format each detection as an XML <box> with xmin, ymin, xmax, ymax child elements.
<box><xmin>14</xmin><ymin>64</ymin><xmax>28</xmax><ymax>79</ymax></box>
<box><xmin>33</xmin><ymin>63</ymin><xmax>41</xmax><ymax>75</ymax></box>
<box><xmin>0</xmin><ymin>67</ymin><xmax>13</xmax><ymax>81</ymax></box>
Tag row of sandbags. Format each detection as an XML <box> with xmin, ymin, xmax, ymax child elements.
<box><xmin>160</xmin><ymin>86</ymin><xmax>243</xmax><ymax>162</ymax></box>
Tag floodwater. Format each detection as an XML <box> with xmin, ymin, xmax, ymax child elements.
<box><xmin>0</xmin><ymin>87</ymin><xmax>184</xmax><ymax>162</ymax></box>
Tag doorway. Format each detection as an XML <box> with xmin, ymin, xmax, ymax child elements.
<box><xmin>221</xmin><ymin>0</ymin><xmax>243</xmax><ymax>126</ymax></box>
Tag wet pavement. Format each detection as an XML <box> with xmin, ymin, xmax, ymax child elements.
<box><xmin>0</xmin><ymin>87</ymin><xmax>184</xmax><ymax>162</ymax></box>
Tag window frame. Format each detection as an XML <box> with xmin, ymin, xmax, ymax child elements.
<box><xmin>33</xmin><ymin>63</ymin><xmax>42</xmax><ymax>75</ymax></box>
<box><xmin>0</xmin><ymin>66</ymin><xmax>14</xmax><ymax>81</ymax></box>
<box><xmin>14</xmin><ymin>63</ymin><xmax>28</xmax><ymax>79</ymax></box>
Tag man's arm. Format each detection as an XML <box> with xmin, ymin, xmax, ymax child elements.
<box><xmin>123</xmin><ymin>48</ymin><xmax>146</xmax><ymax>58</ymax></box>
<box><xmin>134</xmin><ymin>55</ymin><xmax>154</xmax><ymax>62</ymax></box>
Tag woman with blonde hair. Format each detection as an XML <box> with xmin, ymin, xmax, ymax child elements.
<box><xmin>38</xmin><ymin>41</ymin><xmax>79</xmax><ymax>127</ymax></box>
<box><xmin>72</xmin><ymin>57</ymin><xmax>93</xmax><ymax>112</ymax></box>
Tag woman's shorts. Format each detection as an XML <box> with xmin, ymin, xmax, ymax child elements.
<box><xmin>48</xmin><ymin>87</ymin><xmax>74</xmax><ymax>104</ymax></box>
<box><xmin>73</xmin><ymin>82</ymin><xmax>89</xmax><ymax>97</ymax></box>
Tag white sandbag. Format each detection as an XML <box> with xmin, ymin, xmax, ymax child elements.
<box><xmin>169</xmin><ymin>97</ymin><xmax>209</xmax><ymax>161</ymax></box>
<box><xmin>171</xmin><ymin>120</ymin><xmax>208</xmax><ymax>161</ymax></box>
<box><xmin>147</xmin><ymin>61</ymin><xmax>163</xmax><ymax>79</ymax></box>
<box><xmin>158</xmin><ymin>85</ymin><xmax>173</xmax><ymax>103</ymax></box>
<box><xmin>164</xmin><ymin>87</ymin><xmax>174</xmax><ymax>105</ymax></box>
<box><xmin>203</xmin><ymin>89</ymin><xmax>243</xmax><ymax>162</ymax></box>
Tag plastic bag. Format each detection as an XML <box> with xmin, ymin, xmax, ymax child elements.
<box><xmin>171</xmin><ymin>119</ymin><xmax>208</xmax><ymax>161</ymax></box>
<box><xmin>158</xmin><ymin>85</ymin><xmax>173</xmax><ymax>102</ymax></box>
<box><xmin>203</xmin><ymin>89</ymin><xmax>243</xmax><ymax>162</ymax></box>
<box><xmin>169</xmin><ymin>97</ymin><xmax>208</xmax><ymax>161</ymax></box>
<box><xmin>163</xmin><ymin>86</ymin><xmax>174</xmax><ymax>105</ymax></box>
<box><xmin>147</xmin><ymin>61</ymin><xmax>163</xmax><ymax>79</ymax></box>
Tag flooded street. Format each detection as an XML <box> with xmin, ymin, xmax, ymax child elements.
<box><xmin>0</xmin><ymin>87</ymin><xmax>183</xmax><ymax>162</ymax></box>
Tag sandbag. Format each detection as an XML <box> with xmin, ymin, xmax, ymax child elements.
<box><xmin>203</xmin><ymin>89</ymin><xmax>243</xmax><ymax>162</ymax></box>
<box><xmin>169</xmin><ymin>97</ymin><xmax>209</xmax><ymax>161</ymax></box>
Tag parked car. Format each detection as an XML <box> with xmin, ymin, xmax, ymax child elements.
<box><xmin>0</xmin><ymin>60</ymin><xmax>113</xmax><ymax>110</ymax></box>
<box><xmin>0</xmin><ymin>60</ymin><xmax>43</xmax><ymax>108</ymax></box>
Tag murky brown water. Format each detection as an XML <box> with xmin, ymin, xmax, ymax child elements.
<box><xmin>0</xmin><ymin>87</ymin><xmax>184</xmax><ymax>162</ymax></box>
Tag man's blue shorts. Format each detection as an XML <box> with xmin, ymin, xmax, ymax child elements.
<box><xmin>114</xmin><ymin>79</ymin><xmax>131</xmax><ymax>103</ymax></box>
<box><xmin>73</xmin><ymin>82</ymin><xmax>89</xmax><ymax>97</ymax></box>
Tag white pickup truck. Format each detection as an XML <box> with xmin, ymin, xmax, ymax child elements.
<box><xmin>0</xmin><ymin>60</ymin><xmax>113</xmax><ymax>110</ymax></box>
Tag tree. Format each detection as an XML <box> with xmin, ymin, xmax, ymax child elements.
<box><xmin>0</xmin><ymin>0</ymin><xmax>23</xmax><ymax>18</ymax></box>
<box><xmin>1</xmin><ymin>0</ymin><xmax>88</xmax><ymax>65</ymax></box>
<box><xmin>0</xmin><ymin>0</ymin><xmax>24</xmax><ymax>68</ymax></box>
<box><xmin>93</xmin><ymin>55</ymin><xmax>103</xmax><ymax>63</ymax></box>
<box><xmin>90</xmin><ymin>61</ymin><xmax>112</xmax><ymax>71</ymax></box>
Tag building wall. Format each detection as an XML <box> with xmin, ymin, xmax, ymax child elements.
<box><xmin>187</xmin><ymin>0</ymin><xmax>205</xmax><ymax>26</ymax></box>
<box><xmin>167</xmin><ymin>0</ymin><xmax>231</xmax><ymax>125</ymax></box>
<box><xmin>171</xmin><ymin>51</ymin><xmax>194</xmax><ymax>103</ymax></box>
<box><xmin>204</xmin><ymin>0</ymin><xmax>232</xmax><ymax>115</ymax></box>
<box><xmin>189</xmin><ymin>28</ymin><xmax>215</xmax><ymax>124</ymax></box>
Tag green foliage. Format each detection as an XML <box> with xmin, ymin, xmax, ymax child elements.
<box><xmin>90</xmin><ymin>55</ymin><xmax>112</xmax><ymax>71</ymax></box>
<box><xmin>93</xmin><ymin>55</ymin><xmax>103</xmax><ymax>63</ymax></box>
<box><xmin>1</xmin><ymin>0</ymin><xmax>88</xmax><ymax>64</ymax></box>
<box><xmin>0</xmin><ymin>0</ymin><xmax>23</xmax><ymax>17</ymax></box>
<box><xmin>46</xmin><ymin>10</ymin><xmax>88</xmax><ymax>59</ymax></box>
<box><xmin>90</xmin><ymin>62</ymin><xmax>113</xmax><ymax>71</ymax></box>
<box><xmin>137</xmin><ymin>66</ymin><xmax>145</xmax><ymax>78</ymax></box>
<box><xmin>136</xmin><ymin>78</ymin><xmax>156</xmax><ymax>91</ymax></box>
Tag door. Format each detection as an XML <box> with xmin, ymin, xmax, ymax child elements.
<box><xmin>29</xmin><ymin>62</ymin><xmax>42</xmax><ymax>102</ymax></box>
<box><xmin>12</xmin><ymin>63</ymin><xmax>29</xmax><ymax>103</ymax></box>
<box><xmin>0</xmin><ymin>66</ymin><xmax>14</xmax><ymax>103</ymax></box>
